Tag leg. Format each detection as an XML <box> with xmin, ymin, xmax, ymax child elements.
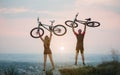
<box><xmin>48</xmin><ymin>54</ymin><xmax>55</xmax><ymax>69</ymax></box>
<box><xmin>43</xmin><ymin>54</ymin><xmax>47</xmax><ymax>71</ymax></box>
<box><xmin>81</xmin><ymin>51</ymin><xmax>85</xmax><ymax>65</ymax></box>
<box><xmin>75</xmin><ymin>50</ymin><xmax>79</xmax><ymax>65</ymax></box>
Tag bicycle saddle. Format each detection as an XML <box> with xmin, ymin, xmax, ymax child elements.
<box><xmin>85</xmin><ymin>18</ymin><xmax>91</xmax><ymax>21</ymax></box>
<box><xmin>50</xmin><ymin>20</ymin><xmax>55</xmax><ymax>23</ymax></box>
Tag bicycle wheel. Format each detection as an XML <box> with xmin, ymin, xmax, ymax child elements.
<box><xmin>30</xmin><ymin>27</ymin><xmax>44</xmax><ymax>38</ymax></box>
<box><xmin>65</xmin><ymin>20</ymin><xmax>78</xmax><ymax>28</ymax></box>
<box><xmin>53</xmin><ymin>25</ymin><xmax>67</xmax><ymax>36</ymax></box>
<box><xmin>87</xmin><ymin>21</ymin><xmax>100</xmax><ymax>27</ymax></box>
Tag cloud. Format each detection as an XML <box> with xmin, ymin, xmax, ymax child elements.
<box><xmin>75</xmin><ymin>0</ymin><xmax>120</xmax><ymax>13</ymax></box>
<box><xmin>0</xmin><ymin>7</ymin><xmax>29</xmax><ymax>14</ymax></box>
<box><xmin>75</xmin><ymin>0</ymin><xmax>120</xmax><ymax>6</ymax></box>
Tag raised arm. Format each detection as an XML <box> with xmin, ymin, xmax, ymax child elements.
<box><xmin>72</xmin><ymin>26</ymin><xmax>75</xmax><ymax>33</ymax></box>
<box><xmin>72</xmin><ymin>26</ymin><xmax>77</xmax><ymax>35</ymax></box>
<box><xmin>49</xmin><ymin>31</ymin><xmax>52</xmax><ymax>42</ymax></box>
<box><xmin>83</xmin><ymin>24</ymin><xmax>87</xmax><ymax>34</ymax></box>
<box><xmin>38</xmin><ymin>32</ymin><xmax>44</xmax><ymax>42</ymax></box>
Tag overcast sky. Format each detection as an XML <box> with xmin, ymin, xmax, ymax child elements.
<box><xmin>0</xmin><ymin>0</ymin><xmax>120</xmax><ymax>55</ymax></box>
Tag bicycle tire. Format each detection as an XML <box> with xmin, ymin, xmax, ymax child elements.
<box><xmin>30</xmin><ymin>27</ymin><xmax>44</xmax><ymax>38</ymax></box>
<box><xmin>87</xmin><ymin>21</ymin><xmax>100</xmax><ymax>27</ymax></box>
<box><xmin>65</xmin><ymin>20</ymin><xmax>78</xmax><ymax>28</ymax></box>
<box><xmin>53</xmin><ymin>25</ymin><xmax>67</xmax><ymax>36</ymax></box>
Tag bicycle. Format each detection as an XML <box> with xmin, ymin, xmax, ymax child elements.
<box><xmin>30</xmin><ymin>18</ymin><xmax>67</xmax><ymax>38</ymax></box>
<box><xmin>65</xmin><ymin>13</ymin><xmax>100</xmax><ymax>28</ymax></box>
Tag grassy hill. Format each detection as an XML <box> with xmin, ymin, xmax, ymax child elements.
<box><xmin>59</xmin><ymin>61</ymin><xmax>120</xmax><ymax>75</ymax></box>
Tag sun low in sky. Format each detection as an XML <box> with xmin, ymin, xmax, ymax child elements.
<box><xmin>59</xmin><ymin>46</ymin><xmax>66</xmax><ymax>53</ymax></box>
<box><xmin>60</xmin><ymin>46</ymin><xmax>65</xmax><ymax>51</ymax></box>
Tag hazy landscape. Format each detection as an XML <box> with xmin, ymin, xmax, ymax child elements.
<box><xmin>0</xmin><ymin>53</ymin><xmax>119</xmax><ymax>75</ymax></box>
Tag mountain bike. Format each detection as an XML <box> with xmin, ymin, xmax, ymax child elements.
<box><xmin>30</xmin><ymin>18</ymin><xmax>67</xmax><ymax>38</ymax></box>
<box><xmin>65</xmin><ymin>13</ymin><xmax>100</xmax><ymax>28</ymax></box>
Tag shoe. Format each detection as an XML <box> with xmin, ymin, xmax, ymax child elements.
<box><xmin>74</xmin><ymin>62</ymin><xmax>77</xmax><ymax>65</ymax></box>
<box><xmin>83</xmin><ymin>62</ymin><xmax>86</xmax><ymax>65</ymax></box>
<box><xmin>43</xmin><ymin>69</ymin><xmax>45</xmax><ymax>71</ymax></box>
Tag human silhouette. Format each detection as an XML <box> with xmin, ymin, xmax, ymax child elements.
<box><xmin>72</xmin><ymin>24</ymin><xmax>87</xmax><ymax>65</ymax></box>
<box><xmin>38</xmin><ymin>31</ymin><xmax>55</xmax><ymax>71</ymax></box>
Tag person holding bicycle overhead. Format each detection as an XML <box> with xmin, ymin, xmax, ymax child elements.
<box><xmin>65</xmin><ymin>13</ymin><xmax>100</xmax><ymax>65</ymax></box>
<box><xmin>38</xmin><ymin>30</ymin><xmax>55</xmax><ymax>71</ymax></box>
<box><xmin>72</xmin><ymin>24</ymin><xmax>87</xmax><ymax>66</ymax></box>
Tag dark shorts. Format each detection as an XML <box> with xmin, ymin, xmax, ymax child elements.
<box><xmin>44</xmin><ymin>49</ymin><xmax>52</xmax><ymax>54</ymax></box>
<box><xmin>76</xmin><ymin>49</ymin><xmax>84</xmax><ymax>54</ymax></box>
<box><xmin>76</xmin><ymin>44</ymin><xmax>84</xmax><ymax>54</ymax></box>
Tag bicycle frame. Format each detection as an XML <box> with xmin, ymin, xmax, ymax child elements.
<box><xmin>30</xmin><ymin>18</ymin><xmax>67</xmax><ymax>38</ymax></box>
<box><xmin>65</xmin><ymin>13</ymin><xmax>100</xmax><ymax>28</ymax></box>
<box><xmin>38</xmin><ymin>23</ymin><xmax>51</xmax><ymax>31</ymax></box>
<box><xmin>37</xmin><ymin>18</ymin><xmax>54</xmax><ymax>32</ymax></box>
<box><xmin>73</xmin><ymin>13</ymin><xmax>91</xmax><ymax>25</ymax></box>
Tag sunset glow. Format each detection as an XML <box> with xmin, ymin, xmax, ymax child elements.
<box><xmin>0</xmin><ymin>0</ymin><xmax>120</xmax><ymax>54</ymax></box>
<box><xmin>60</xmin><ymin>46</ymin><xmax>65</xmax><ymax>51</ymax></box>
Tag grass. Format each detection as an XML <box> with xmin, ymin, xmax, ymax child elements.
<box><xmin>59</xmin><ymin>66</ymin><xmax>96</xmax><ymax>75</ymax></box>
<box><xmin>59</xmin><ymin>61</ymin><xmax>120</xmax><ymax>75</ymax></box>
<box><xmin>96</xmin><ymin>61</ymin><xmax>120</xmax><ymax>75</ymax></box>
<box><xmin>46</xmin><ymin>70</ymin><xmax>53</xmax><ymax>75</ymax></box>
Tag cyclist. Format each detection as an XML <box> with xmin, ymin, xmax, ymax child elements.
<box><xmin>38</xmin><ymin>30</ymin><xmax>55</xmax><ymax>71</ymax></box>
<box><xmin>72</xmin><ymin>24</ymin><xmax>87</xmax><ymax>65</ymax></box>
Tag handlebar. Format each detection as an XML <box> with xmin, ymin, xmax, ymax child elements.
<box><xmin>37</xmin><ymin>17</ymin><xmax>42</xmax><ymax>27</ymax></box>
<box><xmin>75</xmin><ymin>12</ymin><xmax>79</xmax><ymax>17</ymax></box>
<box><xmin>73</xmin><ymin>13</ymin><xmax>79</xmax><ymax>21</ymax></box>
<box><xmin>75</xmin><ymin>13</ymin><xmax>91</xmax><ymax>21</ymax></box>
<box><xmin>37</xmin><ymin>17</ymin><xmax>39</xmax><ymax>22</ymax></box>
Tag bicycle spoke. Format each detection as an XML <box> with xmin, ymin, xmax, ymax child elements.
<box><xmin>53</xmin><ymin>25</ymin><xmax>67</xmax><ymax>36</ymax></box>
<box><xmin>30</xmin><ymin>27</ymin><xmax>44</xmax><ymax>38</ymax></box>
<box><xmin>65</xmin><ymin>20</ymin><xmax>78</xmax><ymax>28</ymax></box>
<box><xmin>87</xmin><ymin>21</ymin><xmax>100</xmax><ymax>27</ymax></box>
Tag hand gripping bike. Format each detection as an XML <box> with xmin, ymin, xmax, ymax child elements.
<box><xmin>65</xmin><ymin>13</ymin><xmax>100</xmax><ymax>28</ymax></box>
<box><xmin>30</xmin><ymin>18</ymin><xmax>67</xmax><ymax>38</ymax></box>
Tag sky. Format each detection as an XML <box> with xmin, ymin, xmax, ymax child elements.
<box><xmin>0</xmin><ymin>0</ymin><xmax>120</xmax><ymax>55</ymax></box>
